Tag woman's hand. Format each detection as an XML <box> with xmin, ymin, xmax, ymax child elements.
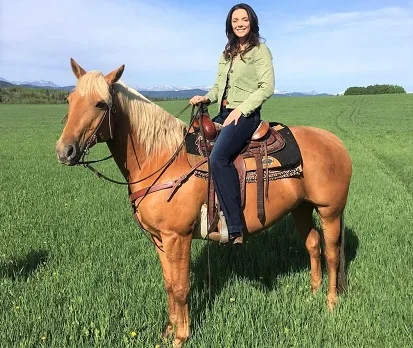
<box><xmin>223</xmin><ymin>108</ymin><xmax>243</xmax><ymax>126</ymax></box>
<box><xmin>189</xmin><ymin>95</ymin><xmax>209</xmax><ymax>105</ymax></box>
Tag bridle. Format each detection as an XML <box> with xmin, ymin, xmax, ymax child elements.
<box><xmin>61</xmin><ymin>91</ymin><xmax>117</xmax><ymax>166</ymax></box>
<box><xmin>81</xmin><ymin>101</ymin><xmax>115</xmax><ymax>156</ymax></box>
<box><xmin>79</xmin><ymin>88</ymin><xmax>117</xmax><ymax>164</ymax></box>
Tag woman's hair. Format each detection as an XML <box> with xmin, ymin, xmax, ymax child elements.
<box><xmin>223</xmin><ymin>3</ymin><xmax>262</xmax><ymax>60</ymax></box>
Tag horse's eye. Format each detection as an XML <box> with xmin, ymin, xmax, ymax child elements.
<box><xmin>96</xmin><ymin>101</ymin><xmax>107</xmax><ymax>109</ymax></box>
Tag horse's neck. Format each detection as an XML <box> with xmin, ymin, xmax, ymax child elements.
<box><xmin>107</xmin><ymin>106</ymin><xmax>184</xmax><ymax>183</ymax></box>
<box><xmin>107</xmin><ymin>110</ymin><xmax>147</xmax><ymax>182</ymax></box>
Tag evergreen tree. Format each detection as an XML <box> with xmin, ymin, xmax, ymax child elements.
<box><xmin>344</xmin><ymin>84</ymin><xmax>406</xmax><ymax>95</ymax></box>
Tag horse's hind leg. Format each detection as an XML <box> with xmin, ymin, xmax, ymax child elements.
<box><xmin>317</xmin><ymin>209</ymin><xmax>343</xmax><ymax>309</ymax></box>
<box><xmin>292</xmin><ymin>202</ymin><xmax>322</xmax><ymax>293</ymax></box>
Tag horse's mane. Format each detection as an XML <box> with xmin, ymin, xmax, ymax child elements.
<box><xmin>76</xmin><ymin>71</ymin><xmax>186</xmax><ymax>159</ymax></box>
<box><xmin>76</xmin><ymin>71</ymin><xmax>112</xmax><ymax>104</ymax></box>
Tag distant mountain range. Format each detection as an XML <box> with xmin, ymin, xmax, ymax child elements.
<box><xmin>0</xmin><ymin>77</ymin><xmax>73</xmax><ymax>90</ymax></box>
<box><xmin>0</xmin><ymin>78</ymin><xmax>331</xmax><ymax>98</ymax></box>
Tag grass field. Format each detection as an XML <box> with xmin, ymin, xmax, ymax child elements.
<box><xmin>1</xmin><ymin>94</ymin><xmax>412</xmax><ymax>347</ymax></box>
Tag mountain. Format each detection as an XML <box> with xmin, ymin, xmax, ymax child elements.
<box><xmin>0</xmin><ymin>77</ymin><xmax>331</xmax><ymax>98</ymax></box>
<box><xmin>137</xmin><ymin>89</ymin><xmax>211</xmax><ymax>99</ymax></box>
<box><xmin>137</xmin><ymin>85</ymin><xmax>211</xmax><ymax>92</ymax></box>
<box><xmin>11</xmin><ymin>79</ymin><xmax>60</xmax><ymax>88</ymax></box>
<box><xmin>273</xmin><ymin>91</ymin><xmax>331</xmax><ymax>97</ymax></box>
<box><xmin>0</xmin><ymin>80</ymin><xmax>14</xmax><ymax>87</ymax></box>
<box><xmin>0</xmin><ymin>77</ymin><xmax>73</xmax><ymax>90</ymax></box>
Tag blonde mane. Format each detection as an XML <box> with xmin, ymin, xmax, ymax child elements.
<box><xmin>76</xmin><ymin>71</ymin><xmax>187</xmax><ymax>159</ymax></box>
<box><xmin>114</xmin><ymin>81</ymin><xmax>187</xmax><ymax>159</ymax></box>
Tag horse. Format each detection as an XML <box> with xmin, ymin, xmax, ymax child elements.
<box><xmin>55</xmin><ymin>59</ymin><xmax>352</xmax><ymax>347</ymax></box>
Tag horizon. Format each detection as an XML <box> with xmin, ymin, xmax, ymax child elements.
<box><xmin>1</xmin><ymin>0</ymin><xmax>412</xmax><ymax>95</ymax></box>
<box><xmin>0</xmin><ymin>76</ymin><xmax>329</xmax><ymax>94</ymax></box>
<box><xmin>2</xmin><ymin>76</ymin><xmax>411</xmax><ymax>95</ymax></box>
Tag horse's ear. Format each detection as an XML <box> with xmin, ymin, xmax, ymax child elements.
<box><xmin>104</xmin><ymin>65</ymin><xmax>125</xmax><ymax>86</ymax></box>
<box><xmin>70</xmin><ymin>58</ymin><xmax>86</xmax><ymax>79</ymax></box>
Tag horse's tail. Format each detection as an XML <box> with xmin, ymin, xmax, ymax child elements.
<box><xmin>337</xmin><ymin>214</ymin><xmax>348</xmax><ymax>293</ymax></box>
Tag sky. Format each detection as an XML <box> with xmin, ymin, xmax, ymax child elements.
<box><xmin>0</xmin><ymin>0</ymin><xmax>412</xmax><ymax>94</ymax></box>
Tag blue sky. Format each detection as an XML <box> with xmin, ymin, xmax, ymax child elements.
<box><xmin>1</xmin><ymin>0</ymin><xmax>412</xmax><ymax>94</ymax></box>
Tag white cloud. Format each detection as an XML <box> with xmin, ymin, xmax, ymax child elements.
<box><xmin>0</xmin><ymin>0</ymin><xmax>225</xmax><ymax>86</ymax></box>
<box><xmin>269</xmin><ymin>6</ymin><xmax>413</xmax><ymax>92</ymax></box>
<box><xmin>284</xmin><ymin>7</ymin><xmax>411</xmax><ymax>29</ymax></box>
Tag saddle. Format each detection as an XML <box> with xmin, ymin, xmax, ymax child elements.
<box><xmin>194</xmin><ymin>108</ymin><xmax>286</xmax><ymax>231</ymax></box>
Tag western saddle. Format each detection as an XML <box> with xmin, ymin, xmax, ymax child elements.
<box><xmin>193</xmin><ymin>107</ymin><xmax>286</xmax><ymax>235</ymax></box>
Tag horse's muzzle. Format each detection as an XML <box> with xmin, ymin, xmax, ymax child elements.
<box><xmin>55</xmin><ymin>141</ymin><xmax>81</xmax><ymax>166</ymax></box>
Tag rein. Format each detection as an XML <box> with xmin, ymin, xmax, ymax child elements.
<box><xmin>77</xmin><ymin>102</ymin><xmax>197</xmax><ymax>185</ymax></box>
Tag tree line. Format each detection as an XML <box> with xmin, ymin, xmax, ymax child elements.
<box><xmin>344</xmin><ymin>84</ymin><xmax>406</xmax><ymax>95</ymax></box>
<box><xmin>0</xmin><ymin>87</ymin><xmax>68</xmax><ymax>104</ymax></box>
<box><xmin>0</xmin><ymin>86</ymin><xmax>179</xmax><ymax>104</ymax></box>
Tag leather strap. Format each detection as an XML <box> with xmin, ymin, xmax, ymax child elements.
<box><xmin>255</xmin><ymin>148</ymin><xmax>265</xmax><ymax>224</ymax></box>
<box><xmin>207</xmin><ymin>178</ymin><xmax>218</xmax><ymax>233</ymax></box>
<box><xmin>234</xmin><ymin>155</ymin><xmax>246</xmax><ymax>207</ymax></box>
<box><xmin>129</xmin><ymin>158</ymin><xmax>207</xmax><ymax>203</ymax></box>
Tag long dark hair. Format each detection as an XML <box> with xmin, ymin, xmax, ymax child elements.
<box><xmin>223</xmin><ymin>3</ymin><xmax>262</xmax><ymax>60</ymax></box>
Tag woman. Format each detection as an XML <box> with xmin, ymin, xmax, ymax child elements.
<box><xmin>189</xmin><ymin>3</ymin><xmax>275</xmax><ymax>244</ymax></box>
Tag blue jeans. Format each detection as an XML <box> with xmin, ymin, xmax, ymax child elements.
<box><xmin>210</xmin><ymin>108</ymin><xmax>261</xmax><ymax>234</ymax></box>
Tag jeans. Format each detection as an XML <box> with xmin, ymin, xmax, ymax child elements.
<box><xmin>210</xmin><ymin>108</ymin><xmax>261</xmax><ymax>234</ymax></box>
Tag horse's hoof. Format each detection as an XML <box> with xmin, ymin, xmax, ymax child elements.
<box><xmin>327</xmin><ymin>295</ymin><xmax>338</xmax><ymax>310</ymax></box>
<box><xmin>173</xmin><ymin>338</ymin><xmax>184</xmax><ymax>348</ymax></box>
<box><xmin>311</xmin><ymin>281</ymin><xmax>321</xmax><ymax>293</ymax></box>
<box><xmin>162</xmin><ymin>324</ymin><xmax>174</xmax><ymax>339</ymax></box>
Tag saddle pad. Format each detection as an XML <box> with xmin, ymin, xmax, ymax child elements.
<box><xmin>185</xmin><ymin>122</ymin><xmax>302</xmax><ymax>170</ymax></box>
<box><xmin>185</xmin><ymin>132</ymin><xmax>200</xmax><ymax>155</ymax></box>
<box><xmin>267</xmin><ymin>122</ymin><xmax>302</xmax><ymax>170</ymax></box>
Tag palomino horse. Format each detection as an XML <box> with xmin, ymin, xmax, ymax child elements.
<box><xmin>56</xmin><ymin>59</ymin><xmax>352</xmax><ymax>347</ymax></box>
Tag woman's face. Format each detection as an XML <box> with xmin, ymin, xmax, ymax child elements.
<box><xmin>231</xmin><ymin>8</ymin><xmax>250</xmax><ymax>42</ymax></box>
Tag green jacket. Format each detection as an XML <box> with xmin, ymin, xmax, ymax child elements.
<box><xmin>205</xmin><ymin>43</ymin><xmax>275</xmax><ymax>117</ymax></box>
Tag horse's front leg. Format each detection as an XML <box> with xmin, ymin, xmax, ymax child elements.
<box><xmin>156</xmin><ymin>230</ymin><xmax>192</xmax><ymax>347</ymax></box>
<box><xmin>154</xmin><ymin>237</ymin><xmax>178</xmax><ymax>339</ymax></box>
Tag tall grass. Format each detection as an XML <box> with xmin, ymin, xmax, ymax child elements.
<box><xmin>1</xmin><ymin>94</ymin><xmax>412</xmax><ymax>347</ymax></box>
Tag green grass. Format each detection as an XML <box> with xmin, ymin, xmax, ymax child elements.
<box><xmin>1</xmin><ymin>94</ymin><xmax>413</xmax><ymax>347</ymax></box>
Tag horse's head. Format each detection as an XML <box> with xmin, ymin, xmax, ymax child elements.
<box><xmin>55</xmin><ymin>58</ymin><xmax>125</xmax><ymax>165</ymax></box>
